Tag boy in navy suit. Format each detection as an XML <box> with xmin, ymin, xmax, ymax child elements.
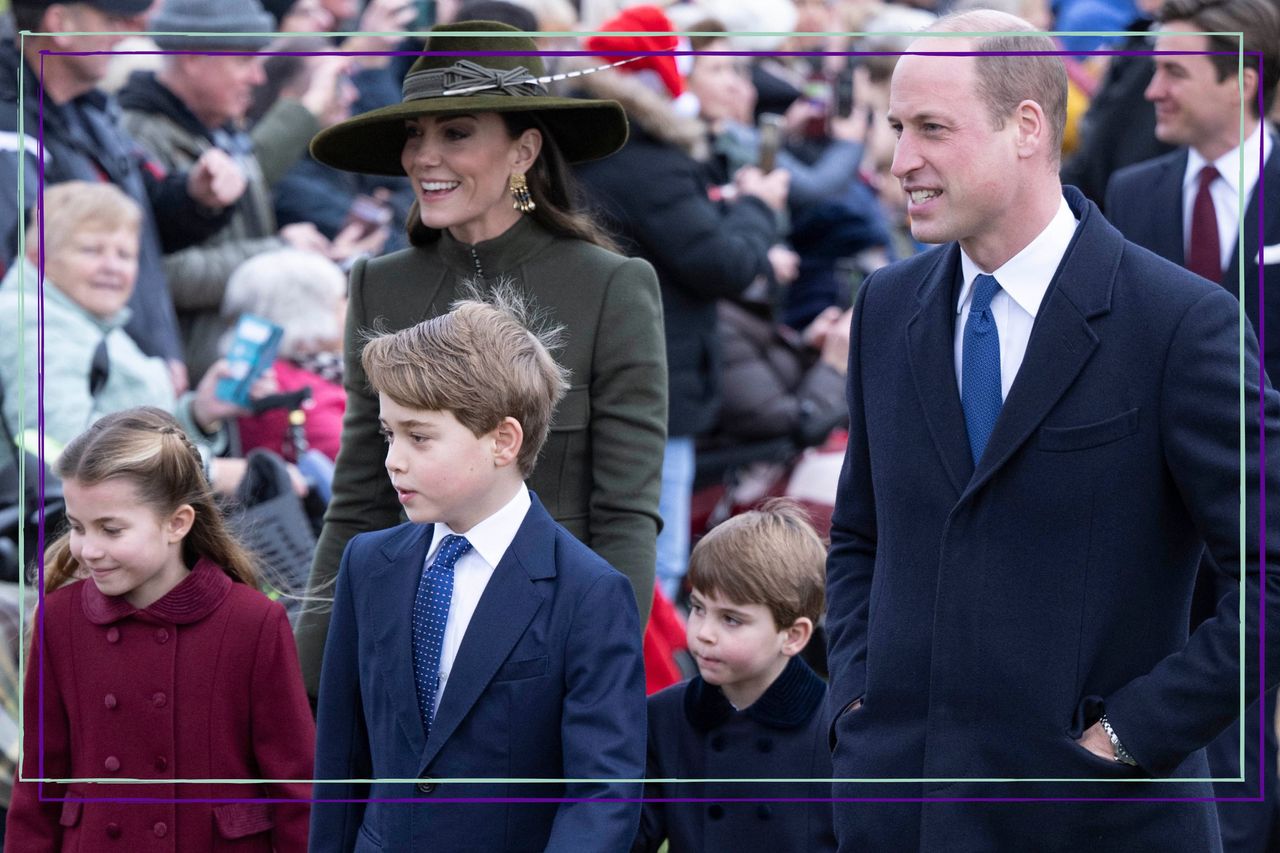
<box><xmin>311</xmin><ymin>293</ymin><xmax>646</xmax><ymax>852</ymax></box>
<box><xmin>635</xmin><ymin>499</ymin><xmax>836</xmax><ymax>852</ymax></box>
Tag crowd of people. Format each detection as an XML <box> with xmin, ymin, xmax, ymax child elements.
<box><xmin>0</xmin><ymin>0</ymin><xmax>1277</xmax><ymax>849</ymax></box>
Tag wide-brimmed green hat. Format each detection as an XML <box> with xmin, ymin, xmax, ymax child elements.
<box><xmin>310</xmin><ymin>21</ymin><xmax>629</xmax><ymax>176</ymax></box>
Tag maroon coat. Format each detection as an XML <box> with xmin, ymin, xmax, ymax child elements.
<box><xmin>5</xmin><ymin>559</ymin><xmax>315</xmax><ymax>852</ymax></box>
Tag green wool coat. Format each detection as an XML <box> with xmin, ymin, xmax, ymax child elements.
<box><xmin>295</xmin><ymin>216</ymin><xmax>667</xmax><ymax>696</ymax></box>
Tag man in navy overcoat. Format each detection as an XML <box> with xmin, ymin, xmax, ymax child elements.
<box><xmin>825</xmin><ymin>11</ymin><xmax>1280</xmax><ymax>852</ymax></box>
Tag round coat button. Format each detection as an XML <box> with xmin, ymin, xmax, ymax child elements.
<box><xmin>416</xmin><ymin>780</ymin><xmax>436</xmax><ymax>794</ymax></box>
<box><xmin>756</xmin><ymin>804</ymin><xmax>773</xmax><ymax>820</ymax></box>
<box><xmin>152</xmin><ymin>692</ymin><xmax>167</xmax><ymax>708</ymax></box>
<box><xmin>103</xmin><ymin>693</ymin><xmax>117</xmax><ymax>710</ymax></box>
<box><xmin>105</xmin><ymin>627</ymin><xmax>120</xmax><ymax>644</ymax></box>
<box><xmin>708</xmin><ymin>804</ymin><xmax>725</xmax><ymax>820</ymax></box>
<box><xmin>710</xmin><ymin>735</ymin><xmax>726</xmax><ymax>752</ymax></box>
<box><xmin>154</xmin><ymin>629</ymin><xmax>169</xmax><ymax>644</ymax></box>
<box><xmin>106</xmin><ymin>822</ymin><xmax>122</xmax><ymax>839</ymax></box>
<box><xmin>104</xmin><ymin>755</ymin><xmax>120</xmax><ymax>772</ymax></box>
<box><xmin>153</xmin><ymin>821</ymin><xmax>167</xmax><ymax>837</ymax></box>
<box><xmin>154</xmin><ymin>755</ymin><xmax>168</xmax><ymax>771</ymax></box>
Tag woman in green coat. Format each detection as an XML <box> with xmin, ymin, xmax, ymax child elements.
<box><xmin>294</xmin><ymin>20</ymin><xmax>667</xmax><ymax>696</ymax></box>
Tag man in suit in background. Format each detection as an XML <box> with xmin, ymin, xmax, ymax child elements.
<box><xmin>825</xmin><ymin>9</ymin><xmax>1280</xmax><ymax>851</ymax></box>
<box><xmin>1105</xmin><ymin>2</ymin><xmax>1280</xmax><ymax>847</ymax></box>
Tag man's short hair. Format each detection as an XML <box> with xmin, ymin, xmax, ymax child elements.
<box><xmin>1160</xmin><ymin>0</ymin><xmax>1280</xmax><ymax>118</ymax></box>
<box><xmin>929</xmin><ymin>10</ymin><xmax>1068</xmax><ymax>162</ymax></box>
<box><xmin>687</xmin><ymin>498</ymin><xmax>827</xmax><ymax>630</ymax></box>
<box><xmin>361</xmin><ymin>287</ymin><xmax>570</xmax><ymax>477</ymax></box>
<box><xmin>29</xmin><ymin>180</ymin><xmax>142</xmax><ymax>258</ymax></box>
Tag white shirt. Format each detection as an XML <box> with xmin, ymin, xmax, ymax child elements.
<box><xmin>1182</xmin><ymin>121</ymin><xmax>1269</xmax><ymax>273</ymax></box>
<box><xmin>955</xmin><ymin>196</ymin><xmax>1079</xmax><ymax>400</ymax></box>
<box><xmin>423</xmin><ymin>483</ymin><xmax>531</xmax><ymax>717</ymax></box>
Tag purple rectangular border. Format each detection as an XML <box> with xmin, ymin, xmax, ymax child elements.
<box><xmin>24</xmin><ymin>39</ymin><xmax>1269</xmax><ymax>808</ymax></box>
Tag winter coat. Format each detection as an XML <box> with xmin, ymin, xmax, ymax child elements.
<box><xmin>5</xmin><ymin>559</ymin><xmax>315</xmax><ymax>852</ymax></box>
<box><xmin>294</xmin><ymin>215</ymin><xmax>666</xmax><ymax>698</ymax></box>
<box><xmin>0</xmin><ymin>41</ymin><xmax>228</xmax><ymax>362</ymax></box>
<box><xmin>705</xmin><ymin>299</ymin><xmax>847</xmax><ymax>449</ymax></box>
<box><xmin>571</xmin><ymin>66</ymin><xmax>779</xmax><ymax>437</ymax></box>
<box><xmin>236</xmin><ymin>358</ymin><xmax>345</xmax><ymax>462</ymax></box>
<box><xmin>117</xmin><ymin>71</ymin><xmax>318</xmax><ymax>383</ymax></box>
<box><xmin>634</xmin><ymin>656</ymin><xmax>836</xmax><ymax>853</ymax></box>
<box><xmin>0</xmin><ymin>259</ymin><xmax>220</xmax><ymax>459</ymax></box>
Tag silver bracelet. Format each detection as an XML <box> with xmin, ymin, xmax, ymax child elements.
<box><xmin>1099</xmin><ymin>714</ymin><xmax>1139</xmax><ymax>766</ymax></box>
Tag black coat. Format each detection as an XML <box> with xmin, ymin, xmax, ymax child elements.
<box><xmin>634</xmin><ymin>656</ymin><xmax>836</xmax><ymax>853</ymax></box>
<box><xmin>575</xmin><ymin>124</ymin><xmax>777</xmax><ymax>437</ymax></box>
<box><xmin>0</xmin><ymin>41</ymin><xmax>227</xmax><ymax>362</ymax></box>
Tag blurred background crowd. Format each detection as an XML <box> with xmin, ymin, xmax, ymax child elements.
<box><xmin>0</xmin><ymin>0</ymin><xmax>1276</xmax><ymax>843</ymax></box>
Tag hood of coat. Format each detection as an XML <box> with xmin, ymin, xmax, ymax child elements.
<box><xmin>117</xmin><ymin>69</ymin><xmax>217</xmax><ymax>142</ymax></box>
<box><xmin>559</xmin><ymin>56</ymin><xmax>708</xmax><ymax>161</ymax></box>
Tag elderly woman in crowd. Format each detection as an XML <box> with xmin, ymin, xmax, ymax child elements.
<box><xmin>0</xmin><ymin>181</ymin><xmax>264</xmax><ymax>494</ymax></box>
<box><xmin>294</xmin><ymin>20</ymin><xmax>667</xmax><ymax>697</ymax></box>
<box><xmin>223</xmin><ymin>248</ymin><xmax>348</xmax><ymax>463</ymax></box>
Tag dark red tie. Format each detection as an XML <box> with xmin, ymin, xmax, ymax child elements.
<box><xmin>1187</xmin><ymin>164</ymin><xmax>1222</xmax><ymax>282</ymax></box>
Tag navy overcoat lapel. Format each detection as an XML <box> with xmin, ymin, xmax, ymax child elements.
<box><xmin>963</xmin><ymin>189</ymin><xmax>1117</xmax><ymax>498</ymax></box>
<box><xmin>906</xmin><ymin>245</ymin><xmax>974</xmax><ymax>497</ymax></box>
<box><xmin>369</xmin><ymin>523</ymin><xmax>436</xmax><ymax>759</ymax></box>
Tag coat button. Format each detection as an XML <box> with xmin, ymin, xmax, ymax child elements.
<box><xmin>154</xmin><ymin>629</ymin><xmax>169</xmax><ymax>644</ymax></box>
<box><xmin>106</xmin><ymin>822</ymin><xmax>121</xmax><ymax>839</ymax></box>
<box><xmin>152</xmin><ymin>692</ymin><xmax>167</xmax><ymax>708</ymax></box>
<box><xmin>710</xmin><ymin>735</ymin><xmax>726</xmax><ymax>752</ymax></box>
<box><xmin>154</xmin><ymin>755</ymin><xmax>168</xmax><ymax>771</ymax></box>
<box><xmin>708</xmin><ymin>804</ymin><xmax>724</xmax><ymax>820</ymax></box>
<box><xmin>103</xmin><ymin>693</ymin><xmax>118</xmax><ymax>710</ymax></box>
<box><xmin>153</xmin><ymin>821</ymin><xmax>168</xmax><ymax>837</ymax></box>
<box><xmin>756</xmin><ymin>804</ymin><xmax>773</xmax><ymax>821</ymax></box>
<box><xmin>416</xmin><ymin>778</ymin><xmax>436</xmax><ymax>794</ymax></box>
<box><xmin>104</xmin><ymin>755</ymin><xmax>120</xmax><ymax>772</ymax></box>
<box><xmin>105</xmin><ymin>627</ymin><xmax>120</xmax><ymax>644</ymax></box>
<box><xmin>756</xmin><ymin>737</ymin><xmax>773</xmax><ymax>753</ymax></box>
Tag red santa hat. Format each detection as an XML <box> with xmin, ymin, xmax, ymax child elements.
<box><xmin>584</xmin><ymin>5</ymin><xmax>686</xmax><ymax>100</ymax></box>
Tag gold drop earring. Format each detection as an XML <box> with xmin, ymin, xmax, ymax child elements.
<box><xmin>509</xmin><ymin>172</ymin><xmax>535</xmax><ymax>213</ymax></box>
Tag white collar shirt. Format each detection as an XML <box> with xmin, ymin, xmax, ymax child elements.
<box><xmin>423</xmin><ymin>483</ymin><xmax>531</xmax><ymax>717</ymax></box>
<box><xmin>1182</xmin><ymin>121</ymin><xmax>1269</xmax><ymax>273</ymax></box>
<box><xmin>955</xmin><ymin>195</ymin><xmax>1079</xmax><ymax>401</ymax></box>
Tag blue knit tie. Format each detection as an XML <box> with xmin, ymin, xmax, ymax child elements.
<box><xmin>412</xmin><ymin>534</ymin><xmax>472</xmax><ymax>737</ymax></box>
<box><xmin>962</xmin><ymin>274</ymin><xmax>1003</xmax><ymax>464</ymax></box>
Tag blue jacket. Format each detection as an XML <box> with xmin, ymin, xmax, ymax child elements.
<box><xmin>825</xmin><ymin>186</ymin><xmax>1280</xmax><ymax>851</ymax></box>
<box><xmin>310</xmin><ymin>493</ymin><xmax>646</xmax><ymax>852</ymax></box>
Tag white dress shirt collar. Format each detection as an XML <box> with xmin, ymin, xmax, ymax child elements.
<box><xmin>957</xmin><ymin>194</ymin><xmax>1078</xmax><ymax>318</ymax></box>
<box><xmin>426</xmin><ymin>483</ymin><xmax>531</xmax><ymax>568</ymax></box>
<box><xmin>1184</xmin><ymin>119</ymin><xmax>1267</xmax><ymax>202</ymax></box>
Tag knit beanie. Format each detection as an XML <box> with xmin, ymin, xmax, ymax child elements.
<box><xmin>584</xmin><ymin>5</ymin><xmax>686</xmax><ymax>100</ymax></box>
<box><xmin>149</xmin><ymin>0</ymin><xmax>276</xmax><ymax>51</ymax></box>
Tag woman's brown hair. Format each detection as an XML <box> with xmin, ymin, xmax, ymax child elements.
<box><xmin>43</xmin><ymin>407</ymin><xmax>259</xmax><ymax>594</ymax></box>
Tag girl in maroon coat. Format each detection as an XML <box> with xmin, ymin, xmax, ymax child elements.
<box><xmin>6</xmin><ymin>407</ymin><xmax>315</xmax><ymax>852</ymax></box>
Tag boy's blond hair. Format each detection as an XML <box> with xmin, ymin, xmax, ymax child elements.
<box><xmin>361</xmin><ymin>287</ymin><xmax>570</xmax><ymax>477</ymax></box>
<box><xmin>687</xmin><ymin>498</ymin><xmax>827</xmax><ymax>630</ymax></box>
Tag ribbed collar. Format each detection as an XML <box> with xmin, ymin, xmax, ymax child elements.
<box><xmin>683</xmin><ymin>655</ymin><xmax>826</xmax><ymax>732</ymax></box>
<box><xmin>81</xmin><ymin>557</ymin><xmax>233</xmax><ymax>625</ymax></box>
<box><xmin>435</xmin><ymin>215</ymin><xmax>556</xmax><ymax>280</ymax></box>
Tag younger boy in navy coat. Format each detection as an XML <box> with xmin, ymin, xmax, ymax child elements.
<box><xmin>311</xmin><ymin>294</ymin><xmax>646</xmax><ymax>852</ymax></box>
<box><xmin>634</xmin><ymin>499</ymin><xmax>836</xmax><ymax>852</ymax></box>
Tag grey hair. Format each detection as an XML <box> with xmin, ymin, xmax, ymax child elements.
<box><xmin>222</xmin><ymin>249</ymin><xmax>347</xmax><ymax>359</ymax></box>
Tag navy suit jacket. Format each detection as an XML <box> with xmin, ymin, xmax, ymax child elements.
<box><xmin>825</xmin><ymin>187</ymin><xmax>1280</xmax><ymax>852</ymax></box>
<box><xmin>1104</xmin><ymin>138</ymin><xmax>1280</xmax><ymax>384</ymax></box>
<box><xmin>310</xmin><ymin>493</ymin><xmax>646</xmax><ymax>853</ymax></box>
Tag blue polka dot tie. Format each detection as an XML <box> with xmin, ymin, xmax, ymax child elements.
<box><xmin>962</xmin><ymin>274</ymin><xmax>1003</xmax><ymax>464</ymax></box>
<box><xmin>412</xmin><ymin>534</ymin><xmax>472</xmax><ymax>738</ymax></box>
